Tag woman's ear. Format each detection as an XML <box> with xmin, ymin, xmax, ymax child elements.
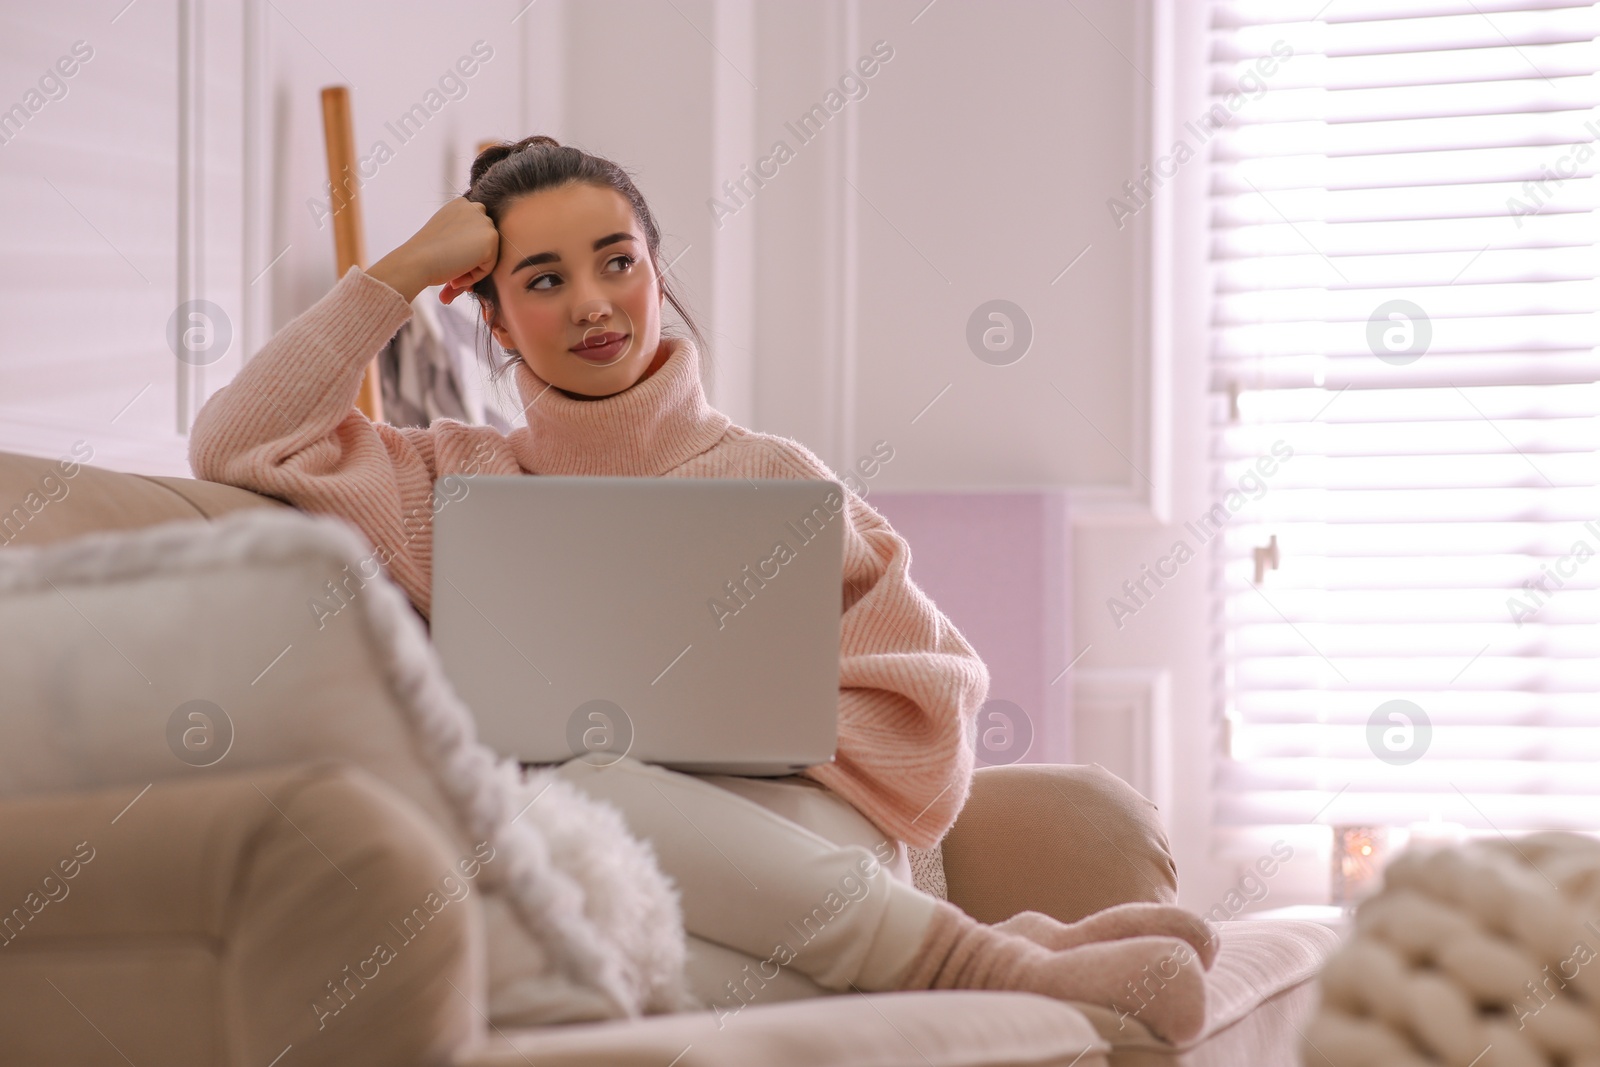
<box><xmin>480</xmin><ymin>301</ymin><xmax>513</xmax><ymax>350</ymax></box>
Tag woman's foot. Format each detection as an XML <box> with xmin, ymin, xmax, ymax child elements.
<box><xmin>993</xmin><ymin>903</ymin><xmax>1221</xmax><ymax>970</ymax></box>
<box><xmin>894</xmin><ymin>901</ymin><xmax>1208</xmax><ymax>1045</ymax></box>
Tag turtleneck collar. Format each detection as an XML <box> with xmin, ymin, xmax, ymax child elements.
<box><xmin>509</xmin><ymin>334</ymin><xmax>732</xmax><ymax>476</ymax></box>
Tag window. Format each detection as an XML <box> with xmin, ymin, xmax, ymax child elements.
<box><xmin>1207</xmin><ymin>0</ymin><xmax>1600</xmax><ymax>839</ymax></box>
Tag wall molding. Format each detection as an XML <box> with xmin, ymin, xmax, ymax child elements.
<box><xmin>0</xmin><ymin>406</ymin><xmax>192</xmax><ymax>478</ymax></box>
<box><xmin>176</xmin><ymin>0</ymin><xmax>203</xmax><ymax>432</ymax></box>
<box><xmin>1068</xmin><ymin>0</ymin><xmax>1173</xmax><ymax>530</ymax></box>
<box><xmin>239</xmin><ymin>0</ymin><xmax>269</xmax><ymax>380</ymax></box>
<box><xmin>813</xmin><ymin>0</ymin><xmax>862</xmax><ymax>473</ymax></box>
<box><xmin>708</xmin><ymin>0</ymin><xmax>758</xmax><ymax>428</ymax></box>
<box><xmin>1073</xmin><ymin>666</ymin><xmax>1172</xmax><ymax>825</ymax></box>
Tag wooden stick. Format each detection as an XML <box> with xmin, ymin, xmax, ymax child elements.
<box><xmin>320</xmin><ymin>85</ymin><xmax>385</xmax><ymax>423</ymax></box>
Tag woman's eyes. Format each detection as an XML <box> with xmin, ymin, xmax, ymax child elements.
<box><xmin>526</xmin><ymin>254</ymin><xmax>635</xmax><ymax>291</ymax></box>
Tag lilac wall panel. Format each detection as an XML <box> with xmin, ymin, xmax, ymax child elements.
<box><xmin>866</xmin><ymin>490</ymin><xmax>1073</xmax><ymax>766</ymax></box>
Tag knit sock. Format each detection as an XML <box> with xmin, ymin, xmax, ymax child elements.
<box><xmin>892</xmin><ymin>901</ymin><xmax>1207</xmax><ymax>1045</ymax></box>
<box><xmin>993</xmin><ymin>903</ymin><xmax>1221</xmax><ymax>970</ymax></box>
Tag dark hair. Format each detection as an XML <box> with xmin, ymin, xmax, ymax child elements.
<box><xmin>462</xmin><ymin>134</ymin><xmax>708</xmax><ymax>388</ymax></box>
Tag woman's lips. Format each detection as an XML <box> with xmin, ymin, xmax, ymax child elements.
<box><xmin>569</xmin><ymin>334</ymin><xmax>629</xmax><ymax>363</ymax></box>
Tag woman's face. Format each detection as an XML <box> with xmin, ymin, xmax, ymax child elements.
<box><xmin>481</xmin><ymin>182</ymin><xmax>667</xmax><ymax>399</ymax></box>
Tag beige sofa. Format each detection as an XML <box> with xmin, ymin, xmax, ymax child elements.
<box><xmin>0</xmin><ymin>447</ymin><xmax>1338</xmax><ymax>1066</ymax></box>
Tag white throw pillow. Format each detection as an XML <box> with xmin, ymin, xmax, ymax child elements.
<box><xmin>0</xmin><ymin>508</ymin><xmax>691</xmax><ymax>1024</ymax></box>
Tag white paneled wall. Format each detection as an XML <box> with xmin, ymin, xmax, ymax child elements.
<box><xmin>849</xmin><ymin>2</ymin><xmax>1151</xmax><ymax>502</ymax></box>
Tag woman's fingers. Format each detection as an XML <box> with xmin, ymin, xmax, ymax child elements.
<box><xmin>439</xmin><ymin>269</ymin><xmax>478</xmax><ymax>304</ymax></box>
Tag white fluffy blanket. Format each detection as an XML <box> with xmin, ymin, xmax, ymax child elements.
<box><xmin>0</xmin><ymin>507</ymin><xmax>694</xmax><ymax>1023</ymax></box>
<box><xmin>1307</xmin><ymin>832</ymin><xmax>1600</xmax><ymax>1067</ymax></box>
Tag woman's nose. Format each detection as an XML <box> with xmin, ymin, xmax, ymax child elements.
<box><xmin>573</xmin><ymin>297</ymin><xmax>610</xmax><ymax>325</ymax></box>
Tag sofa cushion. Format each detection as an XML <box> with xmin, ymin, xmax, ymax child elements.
<box><xmin>1068</xmin><ymin>919</ymin><xmax>1340</xmax><ymax>1064</ymax></box>
<box><xmin>0</xmin><ymin>507</ymin><xmax>691</xmax><ymax>1025</ymax></box>
<box><xmin>460</xmin><ymin>991</ymin><xmax>1109</xmax><ymax>1067</ymax></box>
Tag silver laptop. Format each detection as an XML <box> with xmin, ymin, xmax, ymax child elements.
<box><xmin>430</xmin><ymin>476</ymin><xmax>843</xmax><ymax>775</ymax></box>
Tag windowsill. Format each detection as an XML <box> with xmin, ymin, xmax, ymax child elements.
<box><xmin>0</xmin><ymin>405</ymin><xmax>193</xmax><ymax>479</ymax></box>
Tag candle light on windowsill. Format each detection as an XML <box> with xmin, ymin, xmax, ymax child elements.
<box><xmin>1330</xmin><ymin>825</ymin><xmax>1388</xmax><ymax>909</ymax></box>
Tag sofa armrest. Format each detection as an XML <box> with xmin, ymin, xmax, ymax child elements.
<box><xmin>0</xmin><ymin>762</ymin><xmax>483</xmax><ymax>1067</ymax></box>
<box><xmin>940</xmin><ymin>763</ymin><xmax>1178</xmax><ymax>925</ymax></box>
<box><xmin>0</xmin><ymin>448</ymin><xmax>285</xmax><ymax>549</ymax></box>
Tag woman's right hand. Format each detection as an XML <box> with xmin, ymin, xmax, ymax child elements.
<box><xmin>368</xmin><ymin>197</ymin><xmax>500</xmax><ymax>305</ymax></box>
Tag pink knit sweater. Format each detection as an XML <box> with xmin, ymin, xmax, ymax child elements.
<box><xmin>189</xmin><ymin>265</ymin><xmax>990</xmax><ymax>848</ymax></box>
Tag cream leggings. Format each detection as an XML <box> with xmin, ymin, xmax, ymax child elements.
<box><xmin>553</xmin><ymin>754</ymin><xmax>941</xmax><ymax>1015</ymax></box>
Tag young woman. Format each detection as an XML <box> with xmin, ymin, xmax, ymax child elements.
<box><xmin>189</xmin><ymin>135</ymin><xmax>1216</xmax><ymax>1043</ymax></box>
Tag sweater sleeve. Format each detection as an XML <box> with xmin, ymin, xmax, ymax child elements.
<box><xmin>187</xmin><ymin>264</ymin><xmax>453</xmax><ymax>617</ymax></box>
<box><xmin>763</xmin><ymin>439</ymin><xmax>991</xmax><ymax>850</ymax></box>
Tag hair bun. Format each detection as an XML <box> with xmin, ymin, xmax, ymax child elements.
<box><xmin>469</xmin><ymin>135</ymin><xmax>561</xmax><ymax>187</ymax></box>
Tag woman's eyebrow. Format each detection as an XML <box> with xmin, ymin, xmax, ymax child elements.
<box><xmin>510</xmin><ymin>232</ymin><xmax>637</xmax><ymax>273</ymax></box>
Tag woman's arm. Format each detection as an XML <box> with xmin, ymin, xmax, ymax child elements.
<box><xmin>187</xmin><ymin>266</ymin><xmax>450</xmax><ymax>614</ymax></box>
<box><xmin>758</xmin><ymin>439</ymin><xmax>991</xmax><ymax>850</ymax></box>
<box><xmin>188</xmin><ymin>199</ymin><xmax>506</xmax><ymax>618</ymax></box>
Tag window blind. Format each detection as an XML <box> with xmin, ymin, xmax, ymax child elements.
<box><xmin>1207</xmin><ymin>0</ymin><xmax>1600</xmax><ymax>834</ymax></box>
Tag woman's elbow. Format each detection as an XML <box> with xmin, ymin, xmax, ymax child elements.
<box><xmin>907</xmin><ymin>750</ymin><xmax>975</xmax><ymax>845</ymax></box>
<box><xmin>187</xmin><ymin>393</ymin><xmax>241</xmax><ymax>481</ymax></box>
<box><xmin>187</xmin><ymin>428</ymin><xmax>227</xmax><ymax>483</ymax></box>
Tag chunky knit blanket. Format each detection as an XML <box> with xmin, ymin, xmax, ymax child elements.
<box><xmin>1306</xmin><ymin>831</ymin><xmax>1600</xmax><ymax>1067</ymax></box>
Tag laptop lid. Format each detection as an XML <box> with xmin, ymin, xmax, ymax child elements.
<box><xmin>431</xmin><ymin>476</ymin><xmax>843</xmax><ymax>775</ymax></box>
